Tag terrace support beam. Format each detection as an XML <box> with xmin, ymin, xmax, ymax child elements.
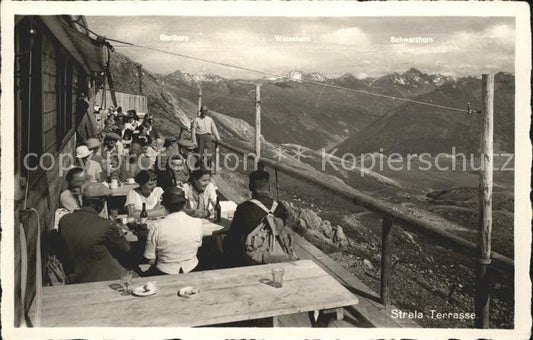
<box><xmin>197</xmin><ymin>86</ymin><xmax>202</xmax><ymax>116</ymax></box>
<box><xmin>475</xmin><ymin>73</ymin><xmax>494</xmax><ymax>329</ymax></box>
<box><xmin>255</xmin><ymin>84</ymin><xmax>261</xmax><ymax>169</ymax></box>
<box><xmin>380</xmin><ymin>217</ymin><xmax>393</xmax><ymax>306</ymax></box>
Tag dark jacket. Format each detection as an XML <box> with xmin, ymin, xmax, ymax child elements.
<box><xmin>222</xmin><ymin>193</ymin><xmax>288</xmax><ymax>267</ymax></box>
<box><xmin>58</xmin><ymin>206</ymin><xmax>132</xmax><ymax>283</ymax></box>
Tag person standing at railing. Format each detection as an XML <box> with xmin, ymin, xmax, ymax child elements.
<box><xmin>191</xmin><ymin>106</ymin><xmax>221</xmax><ymax>170</ymax></box>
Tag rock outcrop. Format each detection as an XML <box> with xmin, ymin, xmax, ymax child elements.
<box><xmin>282</xmin><ymin>201</ymin><xmax>348</xmax><ymax>249</ymax></box>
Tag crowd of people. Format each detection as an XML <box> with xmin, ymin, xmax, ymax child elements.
<box><xmin>56</xmin><ymin>104</ymin><xmax>291</xmax><ymax>285</ymax></box>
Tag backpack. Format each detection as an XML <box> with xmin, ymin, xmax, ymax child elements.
<box><xmin>45</xmin><ymin>254</ymin><xmax>68</xmax><ymax>286</ymax></box>
<box><xmin>45</xmin><ymin>230</ymin><xmax>69</xmax><ymax>286</ymax></box>
<box><xmin>244</xmin><ymin>199</ymin><xmax>298</xmax><ymax>265</ymax></box>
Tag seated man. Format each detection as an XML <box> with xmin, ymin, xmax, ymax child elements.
<box><xmin>98</xmin><ymin>117</ymin><xmax>116</xmax><ymax>141</ymax></box>
<box><xmin>144</xmin><ymin>186</ymin><xmax>204</xmax><ymax>275</ymax></box>
<box><xmin>60</xmin><ymin>167</ymin><xmax>87</xmax><ymax>212</ymax></box>
<box><xmin>222</xmin><ymin>170</ymin><xmax>288</xmax><ymax>267</ymax></box>
<box><xmin>120</xmin><ymin>141</ymin><xmax>152</xmax><ymax>181</ymax></box>
<box><xmin>74</xmin><ymin>145</ymin><xmax>103</xmax><ymax>183</ymax></box>
<box><xmin>101</xmin><ymin>132</ymin><xmax>124</xmax><ymax>178</ymax></box>
<box><xmin>156</xmin><ymin>138</ymin><xmax>197</xmax><ymax>191</ymax></box>
<box><xmin>58</xmin><ymin>183</ymin><xmax>132</xmax><ymax>283</ymax></box>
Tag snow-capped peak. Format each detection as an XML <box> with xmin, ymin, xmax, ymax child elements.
<box><xmin>305</xmin><ymin>72</ymin><xmax>328</xmax><ymax>82</ymax></box>
<box><xmin>286</xmin><ymin>70</ymin><xmax>304</xmax><ymax>82</ymax></box>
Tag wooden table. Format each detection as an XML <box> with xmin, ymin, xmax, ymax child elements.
<box><xmin>33</xmin><ymin>260</ymin><xmax>358</xmax><ymax>327</ymax></box>
<box><xmin>121</xmin><ymin>217</ymin><xmax>231</xmax><ymax>242</ymax></box>
<box><xmin>110</xmin><ymin>183</ymin><xmax>139</xmax><ymax>197</ymax></box>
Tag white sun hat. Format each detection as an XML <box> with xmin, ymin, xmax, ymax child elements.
<box><xmin>76</xmin><ymin>145</ymin><xmax>93</xmax><ymax>159</ymax></box>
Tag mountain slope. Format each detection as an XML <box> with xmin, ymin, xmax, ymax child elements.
<box><xmin>335</xmin><ymin>73</ymin><xmax>515</xmax><ymax>156</ymax></box>
<box><xmin>154</xmin><ymin>67</ymin><xmax>452</xmax><ymax>150</ymax></box>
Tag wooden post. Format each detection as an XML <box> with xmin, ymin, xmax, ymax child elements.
<box><xmin>137</xmin><ymin>64</ymin><xmax>143</xmax><ymax>95</ymax></box>
<box><xmin>197</xmin><ymin>86</ymin><xmax>202</xmax><ymax>116</ymax></box>
<box><xmin>475</xmin><ymin>74</ymin><xmax>494</xmax><ymax>329</ymax></box>
<box><xmin>380</xmin><ymin>217</ymin><xmax>393</xmax><ymax>306</ymax></box>
<box><xmin>255</xmin><ymin>84</ymin><xmax>261</xmax><ymax>169</ymax></box>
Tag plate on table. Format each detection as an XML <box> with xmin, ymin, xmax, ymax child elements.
<box><xmin>177</xmin><ymin>286</ymin><xmax>200</xmax><ymax>298</ymax></box>
<box><xmin>132</xmin><ymin>283</ymin><xmax>158</xmax><ymax>297</ymax></box>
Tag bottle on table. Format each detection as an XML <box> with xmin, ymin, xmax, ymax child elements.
<box><xmin>214</xmin><ymin>196</ymin><xmax>221</xmax><ymax>222</ymax></box>
<box><xmin>140</xmin><ymin>202</ymin><xmax>148</xmax><ymax>225</ymax></box>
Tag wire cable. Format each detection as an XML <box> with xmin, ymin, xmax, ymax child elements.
<box><xmin>107</xmin><ymin>37</ymin><xmax>473</xmax><ymax>113</ymax></box>
<box><xmin>76</xmin><ymin>23</ymin><xmax>478</xmax><ymax>114</ymax></box>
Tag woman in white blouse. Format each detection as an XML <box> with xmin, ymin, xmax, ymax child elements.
<box><xmin>182</xmin><ymin>168</ymin><xmax>217</xmax><ymax>218</ymax></box>
<box><xmin>125</xmin><ymin>170</ymin><xmax>166</xmax><ymax>218</ymax></box>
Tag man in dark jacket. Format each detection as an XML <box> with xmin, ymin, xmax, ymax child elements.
<box><xmin>222</xmin><ymin>170</ymin><xmax>288</xmax><ymax>267</ymax></box>
<box><xmin>59</xmin><ymin>183</ymin><xmax>132</xmax><ymax>283</ymax></box>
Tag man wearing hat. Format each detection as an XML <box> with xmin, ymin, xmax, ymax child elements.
<box><xmin>58</xmin><ymin>183</ymin><xmax>132</xmax><ymax>283</ymax></box>
<box><xmin>191</xmin><ymin>106</ymin><xmax>221</xmax><ymax>168</ymax></box>
<box><xmin>102</xmin><ymin>132</ymin><xmax>124</xmax><ymax>177</ymax></box>
<box><xmin>74</xmin><ymin>145</ymin><xmax>103</xmax><ymax>183</ymax></box>
<box><xmin>144</xmin><ymin>186</ymin><xmax>203</xmax><ymax>275</ymax></box>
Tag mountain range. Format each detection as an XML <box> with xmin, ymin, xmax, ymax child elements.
<box><xmin>109</xmin><ymin>51</ymin><xmax>514</xmax><ymax>157</ymax></box>
<box><xmin>153</xmin><ymin>66</ymin><xmax>464</xmax><ymax>149</ymax></box>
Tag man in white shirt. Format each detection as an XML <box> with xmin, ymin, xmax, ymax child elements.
<box><xmin>144</xmin><ymin>187</ymin><xmax>204</xmax><ymax>275</ymax></box>
<box><xmin>191</xmin><ymin>106</ymin><xmax>221</xmax><ymax>169</ymax></box>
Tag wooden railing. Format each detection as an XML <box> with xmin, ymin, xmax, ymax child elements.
<box><xmin>217</xmin><ymin>141</ymin><xmax>514</xmax><ymax>306</ymax></box>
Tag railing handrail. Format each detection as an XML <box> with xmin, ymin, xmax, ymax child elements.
<box><xmin>218</xmin><ymin>141</ymin><xmax>514</xmax><ymax>270</ymax></box>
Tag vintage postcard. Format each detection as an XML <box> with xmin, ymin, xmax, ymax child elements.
<box><xmin>1</xmin><ymin>1</ymin><xmax>531</xmax><ymax>339</ymax></box>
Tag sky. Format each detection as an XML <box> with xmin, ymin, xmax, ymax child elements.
<box><xmin>86</xmin><ymin>16</ymin><xmax>515</xmax><ymax>79</ymax></box>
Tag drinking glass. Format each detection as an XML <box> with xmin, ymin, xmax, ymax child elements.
<box><xmin>271</xmin><ymin>267</ymin><xmax>285</xmax><ymax>288</ymax></box>
<box><xmin>110</xmin><ymin>179</ymin><xmax>119</xmax><ymax>189</ymax></box>
<box><xmin>121</xmin><ymin>269</ymin><xmax>133</xmax><ymax>295</ymax></box>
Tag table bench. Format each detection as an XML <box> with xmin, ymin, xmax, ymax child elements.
<box><xmin>32</xmin><ymin>260</ymin><xmax>358</xmax><ymax>327</ymax></box>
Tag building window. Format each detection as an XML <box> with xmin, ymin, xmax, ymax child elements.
<box><xmin>56</xmin><ymin>51</ymin><xmax>74</xmax><ymax>148</ymax></box>
<box><xmin>15</xmin><ymin>17</ymin><xmax>43</xmax><ymax>176</ymax></box>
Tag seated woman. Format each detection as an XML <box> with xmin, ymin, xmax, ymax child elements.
<box><xmin>143</xmin><ymin>186</ymin><xmax>204</xmax><ymax>275</ymax></box>
<box><xmin>182</xmin><ymin>168</ymin><xmax>217</xmax><ymax>218</ymax></box>
<box><xmin>125</xmin><ymin>170</ymin><xmax>166</xmax><ymax>219</ymax></box>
